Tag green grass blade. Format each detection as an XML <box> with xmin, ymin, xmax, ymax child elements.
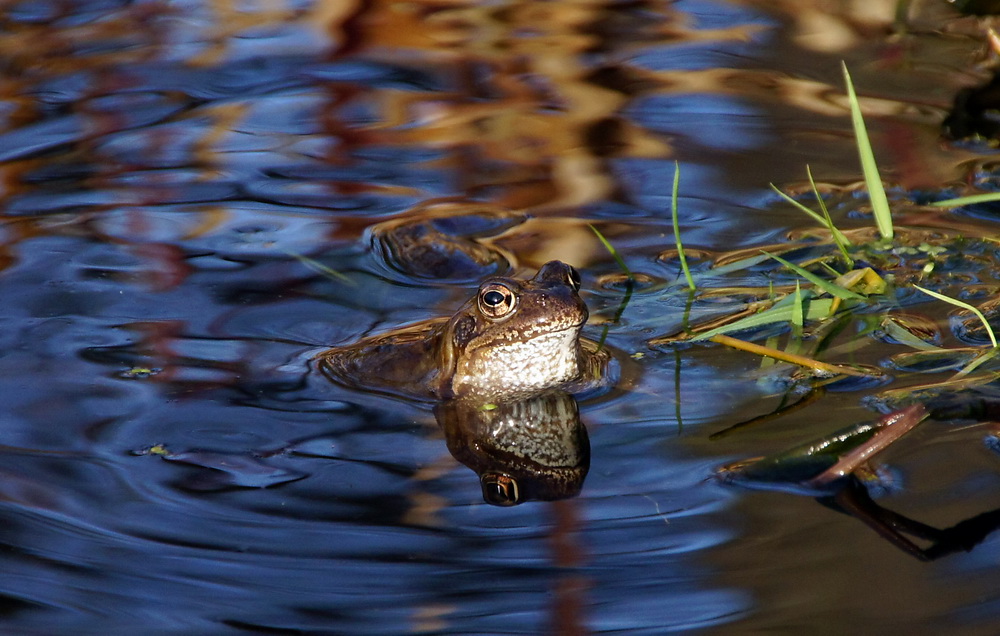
<box><xmin>761</xmin><ymin>334</ymin><xmax>779</xmax><ymax>368</ymax></box>
<box><xmin>951</xmin><ymin>348</ymin><xmax>1000</xmax><ymax>379</ymax></box>
<box><xmin>914</xmin><ymin>284</ymin><xmax>997</xmax><ymax>348</ymax></box>
<box><xmin>930</xmin><ymin>193</ymin><xmax>1000</xmax><ymax>208</ymax></box>
<box><xmin>769</xmin><ymin>184</ymin><xmax>833</xmax><ymax>228</ymax></box>
<box><xmin>282</xmin><ymin>250</ymin><xmax>355</xmax><ymax>285</ymax></box>
<box><xmin>792</xmin><ymin>281</ymin><xmax>804</xmax><ymax>331</ymax></box>
<box><xmin>691</xmin><ymin>293</ymin><xmax>837</xmax><ymax>341</ymax></box>
<box><xmin>764</xmin><ymin>251</ymin><xmax>865</xmax><ymax>301</ymax></box>
<box><xmin>879</xmin><ymin>320</ymin><xmax>941</xmax><ymax>352</ymax></box>
<box><xmin>818</xmin><ymin>261</ymin><xmax>842</xmax><ymax>278</ymax></box>
<box><xmin>807</xmin><ymin>165</ymin><xmax>853</xmax><ymax>268</ymax></box>
<box><xmin>671</xmin><ymin>161</ymin><xmax>696</xmax><ymax>291</ymax></box>
<box><xmin>589</xmin><ymin>224</ymin><xmax>633</xmax><ymax>281</ymax></box>
<box><xmin>843</xmin><ymin>62</ymin><xmax>893</xmax><ymax>240</ymax></box>
<box><xmin>789</xmin><ymin>281</ymin><xmax>804</xmax><ymax>349</ymax></box>
<box><xmin>770</xmin><ymin>183</ymin><xmax>853</xmax><ymax>247</ymax></box>
<box><xmin>707</xmin><ymin>252</ymin><xmax>772</xmax><ymax>276</ymax></box>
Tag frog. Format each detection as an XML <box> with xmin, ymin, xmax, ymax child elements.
<box><xmin>368</xmin><ymin>201</ymin><xmax>524</xmax><ymax>283</ymax></box>
<box><xmin>436</xmin><ymin>389</ymin><xmax>589</xmax><ymax>505</ymax></box>
<box><xmin>316</xmin><ymin>260</ymin><xmax>610</xmax><ymax>401</ymax></box>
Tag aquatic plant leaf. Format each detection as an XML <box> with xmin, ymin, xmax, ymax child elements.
<box><xmin>769</xmin><ymin>184</ymin><xmax>853</xmax><ymax>247</ymax></box>
<box><xmin>877</xmin><ymin>314</ymin><xmax>941</xmax><ymax>351</ymax></box>
<box><xmin>807</xmin><ymin>165</ymin><xmax>853</xmax><ymax>268</ymax></box>
<box><xmin>670</xmin><ymin>161</ymin><xmax>695</xmax><ymax>291</ymax></box>
<box><xmin>870</xmin><ymin>371</ymin><xmax>1000</xmax><ymax>412</ymax></box>
<box><xmin>930</xmin><ymin>193</ymin><xmax>1000</xmax><ymax>208</ymax></box>
<box><xmin>647</xmin><ymin>296</ymin><xmax>782</xmax><ymax>344</ymax></box>
<box><xmin>914</xmin><ymin>285</ymin><xmax>997</xmax><ymax>348</ymax></box>
<box><xmin>717</xmin><ymin>420</ymin><xmax>879</xmax><ymax>488</ymax></box>
<box><xmin>835</xmin><ymin>267</ymin><xmax>886</xmax><ymax>296</ymax></box>
<box><xmin>691</xmin><ymin>293</ymin><xmax>837</xmax><ymax>341</ymax></box>
<box><xmin>887</xmin><ymin>348</ymin><xmax>981</xmax><ymax>373</ymax></box>
<box><xmin>843</xmin><ymin>63</ymin><xmax>893</xmax><ymax>240</ymax></box>
<box><xmin>952</xmin><ymin>296</ymin><xmax>1000</xmax><ymax>347</ymax></box>
<box><xmin>791</xmin><ymin>281</ymin><xmax>804</xmax><ymax>338</ymax></box>
<box><xmin>707</xmin><ymin>252</ymin><xmax>773</xmax><ymax>276</ymax></box>
<box><xmin>764</xmin><ymin>251</ymin><xmax>865</xmax><ymax>301</ymax></box>
<box><xmin>717</xmin><ymin>405</ymin><xmax>927</xmax><ymax>493</ymax></box>
<box><xmin>589</xmin><ymin>224</ymin><xmax>633</xmax><ymax>281</ymax></box>
<box><xmin>951</xmin><ymin>347</ymin><xmax>1000</xmax><ymax>380</ymax></box>
<box><xmin>806</xmin><ymin>404</ymin><xmax>927</xmax><ymax>489</ymax></box>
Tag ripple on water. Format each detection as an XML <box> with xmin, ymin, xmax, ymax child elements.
<box><xmin>5</xmin><ymin>0</ymin><xmax>1000</xmax><ymax>632</ymax></box>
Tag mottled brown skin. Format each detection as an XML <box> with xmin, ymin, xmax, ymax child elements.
<box><xmin>316</xmin><ymin>261</ymin><xmax>601</xmax><ymax>400</ymax></box>
<box><xmin>436</xmin><ymin>390</ymin><xmax>589</xmax><ymax>505</ymax></box>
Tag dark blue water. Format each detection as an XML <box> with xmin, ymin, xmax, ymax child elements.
<box><xmin>2</xmin><ymin>0</ymin><xmax>1000</xmax><ymax>633</ymax></box>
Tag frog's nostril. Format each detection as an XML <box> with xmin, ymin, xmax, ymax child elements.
<box><xmin>568</xmin><ymin>266</ymin><xmax>582</xmax><ymax>291</ymax></box>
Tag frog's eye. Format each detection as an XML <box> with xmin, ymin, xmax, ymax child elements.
<box><xmin>481</xmin><ymin>473</ymin><xmax>519</xmax><ymax>506</ymax></box>
<box><xmin>478</xmin><ymin>283</ymin><xmax>517</xmax><ymax>319</ymax></box>
<box><xmin>567</xmin><ymin>266</ymin><xmax>581</xmax><ymax>291</ymax></box>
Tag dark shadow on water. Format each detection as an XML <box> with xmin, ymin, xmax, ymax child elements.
<box><xmin>822</xmin><ymin>478</ymin><xmax>1000</xmax><ymax>561</ymax></box>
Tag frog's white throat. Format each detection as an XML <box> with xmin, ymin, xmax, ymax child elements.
<box><xmin>452</xmin><ymin>326</ymin><xmax>582</xmax><ymax>396</ymax></box>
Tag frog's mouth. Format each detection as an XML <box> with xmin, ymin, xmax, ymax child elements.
<box><xmin>555</xmin><ymin>323</ymin><xmax>586</xmax><ymax>339</ymax></box>
<box><xmin>536</xmin><ymin>303</ymin><xmax>588</xmax><ymax>334</ymax></box>
<box><xmin>508</xmin><ymin>319</ymin><xmax>585</xmax><ymax>342</ymax></box>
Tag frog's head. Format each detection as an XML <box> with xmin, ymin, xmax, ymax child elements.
<box><xmin>438</xmin><ymin>261</ymin><xmax>588</xmax><ymax>398</ymax></box>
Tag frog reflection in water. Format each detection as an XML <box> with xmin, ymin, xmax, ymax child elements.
<box><xmin>317</xmin><ymin>260</ymin><xmax>607</xmax><ymax>401</ymax></box>
<box><xmin>437</xmin><ymin>390</ymin><xmax>589</xmax><ymax>506</ymax></box>
<box><xmin>317</xmin><ymin>260</ymin><xmax>608</xmax><ymax>505</ymax></box>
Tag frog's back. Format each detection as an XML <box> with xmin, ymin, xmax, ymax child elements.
<box><xmin>316</xmin><ymin>319</ymin><xmax>445</xmax><ymax>400</ymax></box>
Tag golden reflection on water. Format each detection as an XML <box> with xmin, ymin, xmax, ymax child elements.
<box><xmin>322</xmin><ymin>0</ymin><xmax>695</xmax><ymax>210</ymax></box>
<box><xmin>0</xmin><ymin>0</ymin><xmax>991</xmax><ymax>326</ymax></box>
<box><xmin>3</xmin><ymin>1</ymin><xmax>1000</xmax><ymax>633</ymax></box>
<box><xmin>0</xmin><ymin>0</ymin><xmax>987</xmax><ymax>229</ymax></box>
<box><xmin>0</xmin><ymin>0</ymin><xmax>733</xmax><ymax>278</ymax></box>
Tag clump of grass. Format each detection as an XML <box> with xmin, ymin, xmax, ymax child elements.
<box><xmin>664</xmin><ymin>63</ymin><xmax>1000</xmax><ymax>384</ymax></box>
<box><xmin>763</xmin><ymin>251</ymin><xmax>864</xmax><ymax>302</ymax></box>
<box><xmin>689</xmin><ymin>291</ymin><xmax>838</xmax><ymax>341</ymax></box>
<box><xmin>768</xmin><ymin>165</ymin><xmax>854</xmax><ymax>269</ymax></box>
<box><xmin>768</xmin><ymin>66</ymin><xmax>893</xmax><ymax>255</ymax></box>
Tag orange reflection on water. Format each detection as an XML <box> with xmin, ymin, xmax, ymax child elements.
<box><xmin>321</xmin><ymin>0</ymin><xmax>765</xmax><ymax>211</ymax></box>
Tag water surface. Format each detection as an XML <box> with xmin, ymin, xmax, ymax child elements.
<box><xmin>2</xmin><ymin>0</ymin><xmax>1000</xmax><ymax>632</ymax></box>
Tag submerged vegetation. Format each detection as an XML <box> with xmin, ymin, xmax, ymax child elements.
<box><xmin>585</xmin><ymin>63</ymin><xmax>1000</xmax><ymax>493</ymax></box>
<box><xmin>647</xmin><ymin>64</ymin><xmax>1000</xmax><ymax>389</ymax></box>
